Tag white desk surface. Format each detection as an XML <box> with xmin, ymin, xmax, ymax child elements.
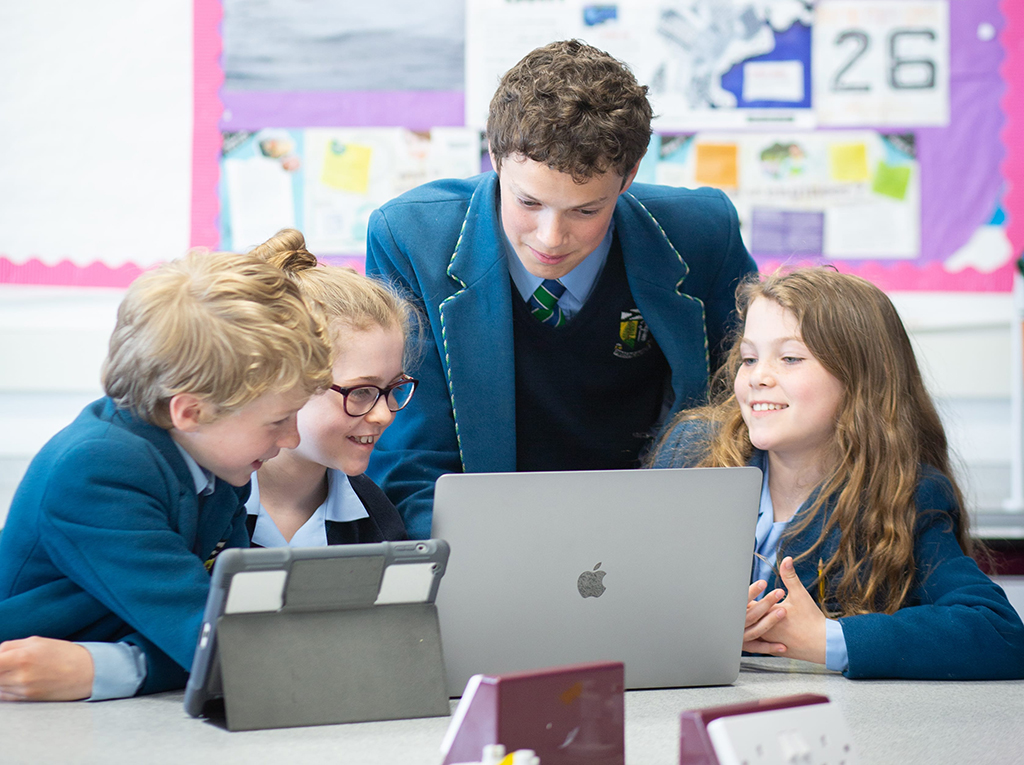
<box><xmin>4</xmin><ymin>658</ymin><xmax>1022</xmax><ymax>765</ymax></box>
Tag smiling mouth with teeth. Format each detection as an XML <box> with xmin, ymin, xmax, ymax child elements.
<box><xmin>751</xmin><ymin>403</ymin><xmax>788</xmax><ymax>412</ymax></box>
<box><xmin>352</xmin><ymin>435</ymin><xmax>376</xmax><ymax>444</ymax></box>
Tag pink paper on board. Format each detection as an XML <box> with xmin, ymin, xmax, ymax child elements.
<box><xmin>0</xmin><ymin>258</ymin><xmax>144</xmax><ymax>288</ymax></box>
<box><xmin>1002</xmin><ymin>0</ymin><xmax>1024</xmax><ymax>262</ymax></box>
<box><xmin>757</xmin><ymin>258</ymin><xmax>1016</xmax><ymax>293</ymax></box>
<box><xmin>190</xmin><ymin>0</ymin><xmax>224</xmax><ymax>251</ymax></box>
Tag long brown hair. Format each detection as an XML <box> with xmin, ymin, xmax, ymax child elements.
<box><xmin>649</xmin><ymin>268</ymin><xmax>971</xmax><ymax>616</ymax></box>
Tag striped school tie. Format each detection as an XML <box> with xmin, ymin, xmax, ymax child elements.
<box><xmin>528</xmin><ymin>279</ymin><xmax>567</xmax><ymax>327</ymax></box>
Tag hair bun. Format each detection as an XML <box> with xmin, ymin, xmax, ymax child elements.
<box><xmin>250</xmin><ymin>228</ymin><xmax>318</xmax><ymax>272</ymax></box>
<box><xmin>274</xmin><ymin>248</ymin><xmax>318</xmax><ymax>273</ymax></box>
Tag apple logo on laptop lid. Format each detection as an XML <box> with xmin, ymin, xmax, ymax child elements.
<box><xmin>577</xmin><ymin>563</ymin><xmax>607</xmax><ymax>599</ymax></box>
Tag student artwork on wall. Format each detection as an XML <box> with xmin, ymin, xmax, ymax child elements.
<box><xmin>0</xmin><ymin>0</ymin><xmax>1021</xmax><ymax>292</ymax></box>
<box><xmin>467</xmin><ymin>0</ymin><xmax>1016</xmax><ymax>291</ymax></box>
<box><xmin>219</xmin><ymin>127</ymin><xmax>479</xmax><ymax>256</ymax></box>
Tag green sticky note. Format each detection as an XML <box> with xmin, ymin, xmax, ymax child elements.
<box><xmin>872</xmin><ymin>162</ymin><xmax>911</xmax><ymax>200</ymax></box>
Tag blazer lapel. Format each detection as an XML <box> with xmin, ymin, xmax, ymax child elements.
<box><xmin>440</xmin><ymin>175</ymin><xmax>517</xmax><ymax>473</ymax></box>
<box><xmin>616</xmin><ymin>193</ymin><xmax>712</xmax><ymax>413</ymax></box>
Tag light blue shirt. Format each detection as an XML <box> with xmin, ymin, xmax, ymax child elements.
<box><xmin>246</xmin><ymin>469</ymin><xmax>368</xmax><ymax>547</ymax></box>
<box><xmin>174</xmin><ymin>441</ymin><xmax>217</xmax><ymax>497</ymax></box>
<box><xmin>753</xmin><ymin>463</ymin><xmax>849</xmax><ymax>672</ymax></box>
<box><xmin>82</xmin><ymin>443</ymin><xmax>216</xmax><ymax>701</ymax></box>
<box><xmin>502</xmin><ymin>216</ymin><xmax>615</xmax><ymax>319</ymax></box>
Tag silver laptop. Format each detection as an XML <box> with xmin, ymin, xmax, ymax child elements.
<box><xmin>432</xmin><ymin>466</ymin><xmax>761</xmax><ymax>695</ymax></box>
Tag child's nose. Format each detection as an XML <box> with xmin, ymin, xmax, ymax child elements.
<box><xmin>750</xmin><ymin>361</ymin><xmax>775</xmax><ymax>387</ymax></box>
<box><xmin>363</xmin><ymin>395</ymin><xmax>395</xmax><ymax>428</ymax></box>
<box><xmin>278</xmin><ymin>418</ymin><xmax>301</xmax><ymax>449</ymax></box>
<box><xmin>535</xmin><ymin>212</ymin><xmax>567</xmax><ymax>249</ymax></box>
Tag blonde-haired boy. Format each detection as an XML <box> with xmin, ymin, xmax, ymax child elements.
<box><xmin>0</xmin><ymin>250</ymin><xmax>332</xmax><ymax>700</ymax></box>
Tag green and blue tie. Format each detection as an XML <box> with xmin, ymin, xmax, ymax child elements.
<box><xmin>528</xmin><ymin>279</ymin><xmax>567</xmax><ymax>327</ymax></box>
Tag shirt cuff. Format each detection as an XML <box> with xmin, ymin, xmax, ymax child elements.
<box><xmin>824</xmin><ymin>619</ymin><xmax>850</xmax><ymax>672</ymax></box>
<box><xmin>79</xmin><ymin>642</ymin><xmax>148</xmax><ymax>701</ymax></box>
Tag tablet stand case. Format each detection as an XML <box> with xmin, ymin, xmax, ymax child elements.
<box><xmin>214</xmin><ymin>553</ymin><xmax>449</xmax><ymax>731</ymax></box>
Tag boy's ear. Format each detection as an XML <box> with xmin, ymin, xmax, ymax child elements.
<box><xmin>488</xmin><ymin>144</ymin><xmax>500</xmax><ymax>175</ymax></box>
<box><xmin>168</xmin><ymin>393</ymin><xmax>208</xmax><ymax>433</ymax></box>
<box><xmin>619</xmin><ymin>159</ymin><xmax>642</xmax><ymax>194</ymax></box>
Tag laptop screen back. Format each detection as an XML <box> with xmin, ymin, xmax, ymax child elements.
<box><xmin>432</xmin><ymin>466</ymin><xmax>761</xmax><ymax>695</ymax></box>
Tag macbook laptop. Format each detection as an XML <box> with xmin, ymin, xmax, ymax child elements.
<box><xmin>432</xmin><ymin>466</ymin><xmax>761</xmax><ymax>695</ymax></box>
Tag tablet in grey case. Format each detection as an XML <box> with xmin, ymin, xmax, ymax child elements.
<box><xmin>184</xmin><ymin>540</ymin><xmax>451</xmax><ymax>731</ymax></box>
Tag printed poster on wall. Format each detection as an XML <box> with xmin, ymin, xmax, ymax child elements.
<box><xmin>219</xmin><ymin>128</ymin><xmax>479</xmax><ymax>255</ymax></box>
<box><xmin>465</xmin><ymin>0</ymin><xmax>1013</xmax><ymax>290</ymax></box>
<box><xmin>641</xmin><ymin>130</ymin><xmax>921</xmax><ymax>260</ymax></box>
<box><xmin>467</xmin><ymin>0</ymin><xmax>817</xmax><ymax>130</ymax></box>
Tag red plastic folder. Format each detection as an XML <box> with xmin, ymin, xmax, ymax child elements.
<box><xmin>441</xmin><ymin>661</ymin><xmax>625</xmax><ymax>765</ymax></box>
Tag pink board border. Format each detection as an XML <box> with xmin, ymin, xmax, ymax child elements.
<box><xmin>1001</xmin><ymin>0</ymin><xmax>1024</xmax><ymax>264</ymax></box>
<box><xmin>190</xmin><ymin>0</ymin><xmax>223</xmax><ymax>252</ymax></box>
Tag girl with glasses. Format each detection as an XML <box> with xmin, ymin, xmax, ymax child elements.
<box><xmin>649</xmin><ymin>268</ymin><xmax>1024</xmax><ymax>680</ymax></box>
<box><xmin>248</xmin><ymin>229</ymin><xmax>417</xmax><ymax>546</ymax></box>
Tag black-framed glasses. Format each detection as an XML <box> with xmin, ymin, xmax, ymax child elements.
<box><xmin>329</xmin><ymin>376</ymin><xmax>418</xmax><ymax>417</ymax></box>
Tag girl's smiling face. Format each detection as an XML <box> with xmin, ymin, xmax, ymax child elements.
<box><xmin>734</xmin><ymin>298</ymin><xmax>845</xmax><ymax>467</ymax></box>
<box><xmin>292</xmin><ymin>323</ymin><xmax>406</xmax><ymax>476</ymax></box>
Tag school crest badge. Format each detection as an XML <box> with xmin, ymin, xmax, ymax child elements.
<box><xmin>614</xmin><ymin>308</ymin><xmax>652</xmax><ymax>359</ymax></box>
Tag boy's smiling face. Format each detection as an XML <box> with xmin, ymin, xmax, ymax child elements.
<box><xmin>495</xmin><ymin>154</ymin><xmax>637</xmax><ymax>280</ymax></box>
<box><xmin>170</xmin><ymin>387</ymin><xmax>310</xmax><ymax>486</ymax></box>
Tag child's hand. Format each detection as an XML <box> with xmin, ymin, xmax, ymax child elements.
<box><xmin>757</xmin><ymin>557</ymin><xmax>827</xmax><ymax>665</ymax></box>
<box><xmin>743</xmin><ymin>579</ymin><xmax>789</xmax><ymax>655</ymax></box>
<box><xmin>0</xmin><ymin>637</ymin><xmax>94</xmax><ymax>701</ymax></box>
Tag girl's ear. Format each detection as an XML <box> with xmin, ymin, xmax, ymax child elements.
<box><xmin>168</xmin><ymin>393</ymin><xmax>208</xmax><ymax>432</ymax></box>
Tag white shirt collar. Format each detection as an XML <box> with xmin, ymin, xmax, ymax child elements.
<box><xmin>246</xmin><ymin>470</ymin><xmax>369</xmax><ymax>548</ymax></box>
<box><xmin>173</xmin><ymin>442</ymin><xmax>216</xmax><ymax>496</ymax></box>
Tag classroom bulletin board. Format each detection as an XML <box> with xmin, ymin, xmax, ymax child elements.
<box><xmin>1</xmin><ymin>0</ymin><xmax>1022</xmax><ymax>292</ymax></box>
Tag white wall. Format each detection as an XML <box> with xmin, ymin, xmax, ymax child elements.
<box><xmin>0</xmin><ymin>286</ymin><xmax>122</xmax><ymax>525</ymax></box>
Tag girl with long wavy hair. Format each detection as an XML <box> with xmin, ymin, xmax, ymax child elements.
<box><xmin>649</xmin><ymin>268</ymin><xmax>1024</xmax><ymax>679</ymax></box>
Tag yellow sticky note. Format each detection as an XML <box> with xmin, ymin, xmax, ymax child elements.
<box><xmin>321</xmin><ymin>141</ymin><xmax>372</xmax><ymax>193</ymax></box>
<box><xmin>829</xmin><ymin>143</ymin><xmax>868</xmax><ymax>182</ymax></box>
<box><xmin>695</xmin><ymin>143</ymin><xmax>739</xmax><ymax>188</ymax></box>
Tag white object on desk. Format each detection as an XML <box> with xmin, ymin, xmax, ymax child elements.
<box><xmin>449</xmin><ymin>744</ymin><xmax>541</xmax><ymax>765</ymax></box>
<box><xmin>706</xmin><ymin>701</ymin><xmax>858</xmax><ymax>765</ymax></box>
